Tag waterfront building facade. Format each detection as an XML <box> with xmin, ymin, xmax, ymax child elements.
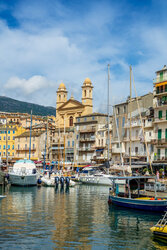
<box><xmin>153</xmin><ymin>65</ymin><xmax>167</xmax><ymax>162</ymax></box>
<box><xmin>0</xmin><ymin>123</ymin><xmax>25</xmax><ymax>163</ymax></box>
<box><xmin>74</xmin><ymin>113</ymin><xmax>112</xmax><ymax>165</ymax></box>
<box><xmin>112</xmin><ymin>93</ymin><xmax>153</xmax><ymax>164</ymax></box>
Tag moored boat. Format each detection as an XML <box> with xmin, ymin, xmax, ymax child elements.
<box><xmin>9</xmin><ymin>159</ymin><xmax>37</xmax><ymax>186</ymax></box>
<box><xmin>0</xmin><ymin>195</ymin><xmax>6</xmax><ymax>201</ymax></box>
<box><xmin>108</xmin><ymin>176</ymin><xmax>167</xmax><ymax>212</ymax></box>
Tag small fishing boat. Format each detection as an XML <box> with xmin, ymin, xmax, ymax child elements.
<box><xmin>150</xmin><ymin>212</ymin><xmax>167</xmax><ymax>239</ymax></box>
<box><xmin>108</xmin><ymin>176</ymin><xmax>167</xmax><ymax>212</ymax></box>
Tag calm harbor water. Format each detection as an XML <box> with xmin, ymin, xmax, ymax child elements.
<box><xmin>0</xmin><ymin>185</ymin><xmax>166</xmax><ymax>249</ymax></box>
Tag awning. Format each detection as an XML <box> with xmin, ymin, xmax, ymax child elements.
<box><xmin>155</xmin><ymin>81</ymin><xmax>167</xmax><ymax>87</ymax></box>
<box><xmin>96</xmin><ymin>149</ymin><xmax>104</xmax><ymax>152</ymax></box>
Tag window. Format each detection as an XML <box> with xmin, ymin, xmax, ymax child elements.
<box><xmin>72</xmin><ymin>141</ymin><xmax>74</xmax><ymax>147</ymax></box>
<box><xmin>166</xmin><ymin>128</ymin><xmax>167</xmax><ymax>140</ymax></box>
<box><xmin>84</xmin><ymin>117</ymin><xmax>87</xmax><ymax>121</ymax></box>
<box><xmin>0</xmin><ymin>145</ymin><xmax>1</xmax><ymax>149</ymax></box>
<box><xmin>166</xmin><ymin>110</ymin><xmax>167</xmax><ymax>120</ymax></box>
<box><xmin>165</xmin><ymin>149</ymin><xmax>167</xmax><ymax>159</ymax></box>
<box><xmin>8</xmin><ymin>131</ymin><xmax>10</xmax><ymax>134</ymax></box>
<box><xmin>159</xmin><ymin>110</ymin><xmax>162</xmax><ymax>119</ymax></box>
<box><xmin>13</xmin><ymin>136</ymin><xmax>15</xmax><ymax>140</ymax></box>
<box><xmin>12</xmin><ymin>145</ymin><xmax>14</xmax><ymax>149</ymax></box>
<box><xmin>68</xmin><ymin>141</ymin><xmax>70</xmax><ymax>147</ymax></box>
<box><xmin>13</xmin><ymin>130</ymin><xmax>15</xmax><ymax>134</ymax></box>
<box><xmin>135</xmin><ymin>147</ymin><xmax>138</xmax><ymax>154</ymax></box>
<box><xmin>117</xmin><ymin>107</ymin><xmax>120</xmax><ymax>115</ymax></box>
<box><xmin>158</xmin><ymin>129</ymin><xmax>162</xmax><ymax>140</ymax></box>
<box><xmin>102</xmin><ymin>139</ymin><xmax>103</xmax><ymax>146</ymax></box>
<box><xmin>157</xmin><ymin>149</ymin><xmax>161</xmax><ymax>160</ymax></box>
<box><xmin>0</xmin><ymin>152</ymin><xmax>1</xmax><ymax>156</ymax></box>
<box><xmin>69</xmin><ymin>116</ymin><xmax>73</xmax><ymax>127</ymax></box>
<box><xmin>165</xmin><ymin>84</ymin><xmax>167</xmax><ymax>92</ymax></box>
<box><xmin>92</xmin><ymin>116</ymin><xmax>95</xmax><ymax>120</ymax></box>
<box><xmin>0</xmin><ymin>136</ymin><xmax>1</xmax><ymax>140</ymax></box>
<box><xmin>8</xmin><ymin>136</ymin><xmax>10</xmax><ymax>140</ymax></box>
<box><xmin>3</xmin><ymin>136</ymin><xmax>5</xmax><ymax>140</ymax></box>
<box><xmin>3</xmin><ymin>145</ymin><xmax>5</xmax><ymax>149</ymax></box>
<box><xmin>149</xmin><ymin>132</ymin><xmax>152</xmax><ymax>137</ymax></box>
<box><xmin>8</xmin><ymin>145</ymin><xmax>10</xmax><ymax>149</ymax></box>
<box><xmin>160</xmin><ymin>71</ymin><xmax>163</xmax><ymax>82</ymax></box>
<box><xmin>116</xmin><ymin>118</ymin><xmax>119</xmax><ymax>128</ymax></box>
<box><xmin>77</xmin><ymin>118</ymin><xmax>80</xmax><ymax>122</ymax></box>
<box><xmin>18</xmin><ymin>144</ymin><xmax>20</xmax><ymax>150</ymax></box>
<box><xmin>124</xmin><ymin>106</ymin><xmax>126</xmax><ymax>113</ymax></box>
<box><xmin>25</xmin><ymin>144</ymin><xmax>27</xmax><ymax>150</ymax></box>
<box><xmin>122</xmin><ymin>117</ymin><xmax>125</xmax><ymax>127</ymax></box>
<box><xmin>84</xmin><ymin>89</ymin><xmax>86</xmax><ymax>97</ymax></box>
<box><xmin>33</xmin><ymin>144</ymin><xmax>35</xmax><ymax>149</ymax></box>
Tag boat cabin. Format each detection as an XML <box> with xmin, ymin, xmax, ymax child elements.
<box><xmin>111</xmin><ymin>176</ymin><xmax>156</xmax><ymax>199</ymax></box>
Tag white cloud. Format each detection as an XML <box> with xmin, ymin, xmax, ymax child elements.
<box><xmin>5</xmin><ymin>75</ymin><xmax>51</xmax><ymax>95</ymax></box>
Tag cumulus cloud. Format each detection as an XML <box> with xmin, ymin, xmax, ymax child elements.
<box><xmin>0</xmin><ymin>0</ymin><xmax>167</xmax><ymax>112</ymax></box>
<box><xmin>5</xmin><ymin>75</ymin><xmax>51</xmax><ymax>95</ymax></box>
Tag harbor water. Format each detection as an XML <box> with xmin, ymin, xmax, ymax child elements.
<box><xmin>0</xmin><ymin>185</ymin><xmax>166</xmax><ymax>249</ymax></box>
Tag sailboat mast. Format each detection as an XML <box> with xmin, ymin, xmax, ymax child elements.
<box><xmin>129</xmin><ymin>66</ymin><xmax>132</xmax><ymax>168</ymax></box>
<box><xmin>29</xmin><ymin>110</ymin><xmax>32</xmax><ymax>160</ymax></box>
<box><xmin>107</xmin><ymin>64</ymin><xmax>110</xmax><ymax>162</ymax></box>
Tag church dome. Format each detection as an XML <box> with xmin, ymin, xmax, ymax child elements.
<box><xmin>59</xmin><ymin>82</ymin><xmax>66</xmax><ymax>89</ymax></box>
<box><xmin>83</xmin><ymin>78</ymin><xmax>92</xmax><ymax>85</ymax></box>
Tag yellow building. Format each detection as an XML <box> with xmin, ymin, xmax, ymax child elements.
<box><xmin>0</xmin><ymin>123</ymin><xmax>25</xmax><ymax>163</ymax></box>
<box><xmin>56</xmin><ymin>78</ymin><xmax>93</xmax><ymax>128</ymax></box>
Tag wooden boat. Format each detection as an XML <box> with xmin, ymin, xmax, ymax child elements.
<box><xmin>108</xmin><ymin>176</ymin><xmax>167</xmax><ymax>212</ymax></box>
<box><xmin>150</xmin><ymin>212</ymin><xmax>167</xmax><ymax>239</ymax></box>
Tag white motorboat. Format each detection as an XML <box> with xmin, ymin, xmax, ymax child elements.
<box><xmin>0</xmin><ymin>195</ymin><xmax>6</xmax><ymax>201</ymax></box>
<box><xmin>78</xmin><ymin>167</ymin><xmax>114</xmax><ymax>186</ymax></box>
<box><xmin>9</xmin><ymin>159</ymin><xmax>37</xmax><ymax>186</ymax></box>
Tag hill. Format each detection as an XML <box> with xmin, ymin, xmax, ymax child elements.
<box><xmin>0</xmin><ymin>96</ymin><xmax>56</xmax><ymax>116</ymax></box>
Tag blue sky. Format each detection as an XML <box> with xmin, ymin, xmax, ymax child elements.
<box><xmin>0</xmin><ymin>0</ymin><xmax>167</xmax><ymax>112</ymax></box>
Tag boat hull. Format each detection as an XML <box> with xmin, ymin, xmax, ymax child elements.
<box><xmin>108</xmin><ymin>195</ymin><xmax>167</xmax><ymax>212</ymax></box>
<box><xmin>9</xmin><ymin>174</ymin><xmax>37</xmax><ymax>186</ymax></box>
<box><xmin>79</xmin><ymin>176</ymin><xmax>113</xmax><ymax>186</ymax></box>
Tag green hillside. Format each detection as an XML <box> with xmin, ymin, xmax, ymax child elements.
<box><xmin>0</xmin><ymin>96</ymin><xmax>56</xmax><ymax>116</ymax></box>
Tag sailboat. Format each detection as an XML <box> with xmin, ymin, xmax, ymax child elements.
<box><xmin>79</xmin><ymin>65</ymin><xmax>115</xmax><ymax>186</ymax></box>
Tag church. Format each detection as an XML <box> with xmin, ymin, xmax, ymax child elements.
<box><xmin>55</xmin><ymin>78</ymin><xmax>93</xmax><ymax>128</ymax></box>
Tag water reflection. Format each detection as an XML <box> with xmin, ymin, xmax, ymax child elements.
<box><xmin>0</xmin><ymin>185</ymin><xmax>166</xmax><ymax>249</ymax></box>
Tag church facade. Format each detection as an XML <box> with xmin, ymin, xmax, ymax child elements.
<box><xmin>55</xmin><ymin>78</ymin><xmax>93</xmax><ymax>128</ymax></box>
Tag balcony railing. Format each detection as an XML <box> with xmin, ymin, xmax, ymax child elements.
<box><xmin>79</xmin><ymin>127</ymin><xmax>96</xmax><ymax>133</ymax></box>
<box><xmin>79</xmin><ymin>137</ymin><xmax>95</xmax><ymax>142</ymax></box>
<box><xmin>151</xmin><ymin>139</ymin><xmax>167</xmax><ymax>145</ymax></box>
<box><xmin>78</xmin><ymin>147</ymin><xmax>94</xmax><ymax>152</ymax></box>
<box><xmin>16</xmin><ymin>148</ymin><xmax>36</xmax><ymax>152</ymax></box>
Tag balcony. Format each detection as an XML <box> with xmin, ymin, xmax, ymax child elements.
<box><xmin>79</xmin><ymin>137</ymin><xmax>95</xmax><ymax>142</ymax></box>
<box><xmin>124</xmin><ymin>122</ymin><xmax>141</xmax><ymax>128</ymax></box>
<box><xmin>153</xmin><ymin>78</ymin><xmax>167</xmax><ymax>84</ymax></box>
<box><xmin>79</xmin><ymin>127</ymin><xmax>96</xmax><ymax>133</ymax></box>
<box><xmin>78</xmin><ymin>147</ymin><xmax>94</xmax><ymax>152</ymax></box>
<box><xmin>16</xmin><ymin>148</ymin><xmax>36</xmax><ymax>152</ymax></box>
<box><xmin>151</xmin><ymin>138</ymin><xmax>167</xmax><ymax>145</ymax></box>
<box><xmin>112</xmin><ymin>148</ymin><xmax>123</xmax><ymax>154</ymax></box>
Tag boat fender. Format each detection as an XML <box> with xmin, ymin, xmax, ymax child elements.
<box><xmin>150</xmin><ymin>198</ymin><xmax>155</xmax><ymax>200</ymax></box>
<box><xmin>55</xmin><ymin>176</ymin><xmax>59</xmax><ymax>184</ymax></box>
<box><xmin>37</xmin><ymin>178</ymin><xmax>42</xmax><ymax>185</ymax></box>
